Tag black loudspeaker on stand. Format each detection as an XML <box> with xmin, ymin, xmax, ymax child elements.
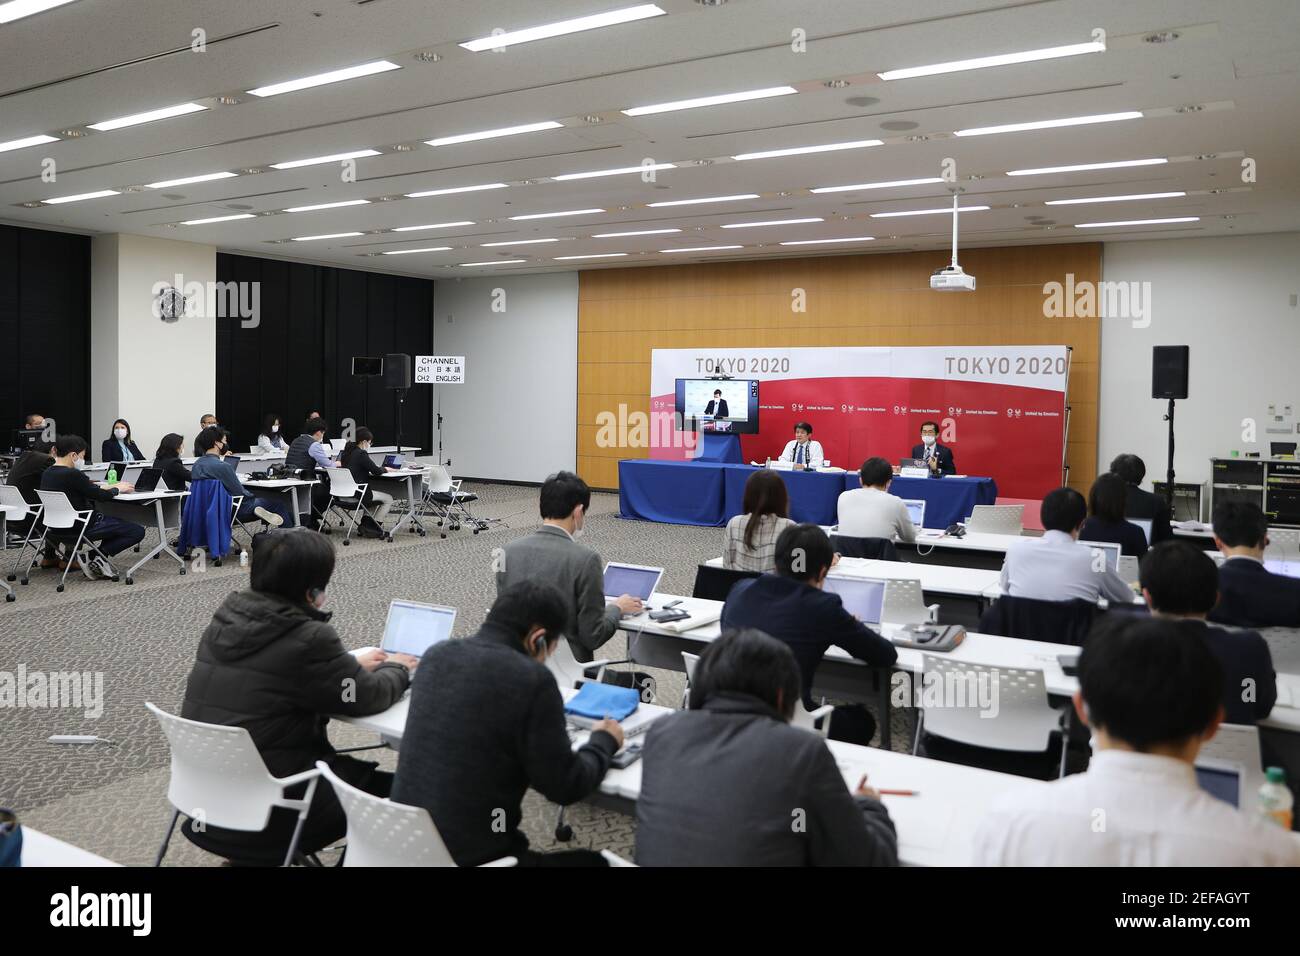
<box><xmin>385</xmin><ymin>353</ymin><xmax>412</xmax><ymax>450</ymax></box>
<box><xmin>1152</xmin><ymin>345</ymin><xmax>1190</xmax><ymax>510</ymax></box>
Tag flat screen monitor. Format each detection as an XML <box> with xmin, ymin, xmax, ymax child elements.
<box><xmin>10</xmin><ymin>428</ymin><xmax>42</xmax><ymax>454</ymax></box>
<box><xmin>675</xmin><ymin>379</ymin><xmax>760</xmax><ymax>434</ymax></box>
<box><xmin>352</xmin><ymin>356</ymin><xmax>384</xmax><ymax>376</ymax></box>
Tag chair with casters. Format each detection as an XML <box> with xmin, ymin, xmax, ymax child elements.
<box><xmin>422</xmin><ymin>464</ymin><xmax>486</xmax><ymax>535</ymax></box>
<box><xmin>29</xmin><ymin>490</ymin><xmax>118</xmax><ymax>592</ymax></box>
<box><xmin>324</xmin><ymin>468</ymin><xmax>372</xmax><ymax>545</ymax></box>
<box><xmin>1</xmin><ymin>484</ymin><xmax>43</xmax><ymax>587</ymax></box>
<box><xmin>145</xmin><ymin>702</ymin><xmax>321</xmax><ymax>867</ymax></box>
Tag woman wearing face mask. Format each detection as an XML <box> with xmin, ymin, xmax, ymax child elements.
<box><xmin>180</xmin><ymin>528</ymin><xmax>417</xmax><ymax>865</ymax></box>
<box><xmin>100</xmin><ymin>419</ymin><xmax>145</xmax><ymax>472</ymax></box>
<box><xmin>257</xmin><ymin>413</ymin><xmax>286</xmax><ymax>454</ymax></box>
<box><xmin>337</xmin><ymin>426</ymin><xmax>398</xmax><ymax>539</ymax></box>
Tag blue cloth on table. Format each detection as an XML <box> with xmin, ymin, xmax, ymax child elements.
<box><xmin>619</xmin><ymin>460</ymin><xmax>727</xmax><ymax>526</ymax></box>
<box><xmin>177</xmin><ymin>479</ymin><xmax>234</xmax><ymax>558</ymax></box>
<box><xmin>564</xmin><ymin>683</ymin><xmax>640</xmax><ymax>721</ymax></box>
<box><xmin>721</xmin><ymin>464</ymin><xmax>843</xmax><ymax>525</ymax></box>
<box><xmin>695</xmin><ymin>433</ymin><xmax>742</xmax><ymax>463</ymax></box>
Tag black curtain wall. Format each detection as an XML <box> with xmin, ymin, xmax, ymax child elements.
<box><xmin>0</xmin><ymin>225</ymin><xmax>91</xmax><ymax>440</ymax></box>
<box><xmin>215</xmin><ymin>254</ymin><xmax>433</xmax><ymax>451</ymax></box>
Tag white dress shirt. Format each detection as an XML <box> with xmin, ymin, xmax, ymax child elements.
<box><xmin>972</xmin><ymin>749</ymin><xmax>1300</xmax><ymax>866</ymax></box>
<box><xmin>835</xmin><ymin>487</ymin><xmax>916</xmax><ymax>543</ymax></box>
<box><xmin>999</xmin><ymin>529</ymin><xmax>1135</xmax><ymax>604</ymax></box>
<box><xmin>778</xmin><ymin>439</ymin><xmax>825</xmax><ymax>468</ymax></box>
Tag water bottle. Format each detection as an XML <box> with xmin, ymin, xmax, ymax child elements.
<box><xmin>1258</xmin><ymin>767</ymin><xmax>1294</xmax><ymax>830</ymax></box>
<box><xmin>239</xmin><ymin>550</ymin><xmax>249</xmax><ymax>569</ymax></box>
<box><xmin>106</xmin><ymin>466</ymin><xmax>118</xmax><ymax>485</ymax></box>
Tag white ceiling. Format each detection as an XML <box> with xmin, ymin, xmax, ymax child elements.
<box><xmin>1</xmin><ymin>0</ymin><xmax>1297</xmax><ymax>278</ymax></box>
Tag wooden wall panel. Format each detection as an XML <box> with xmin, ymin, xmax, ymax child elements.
<box><xmin>577</xmin><ymin>243</ymin><xmax>1102</xmax><ymax>493</ymax></box>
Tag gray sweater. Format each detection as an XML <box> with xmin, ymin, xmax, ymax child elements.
<box><xmin>635</xmin><ymin>694</ymin><xmax>899</xmax><ymax>866</ymax></box>
<box><xmin>391</xmin><ymin>622</ymin><xmax>618</xmax><ymax>865</ymax></box>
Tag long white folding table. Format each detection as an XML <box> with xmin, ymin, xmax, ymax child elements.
<box><xmin>17</xmin><ymin>827</ymin><xmax>121</xmax><ymax>866</ymax></box>
<box><xmin>368</xmin><ymin>468</ymin><xmax>430</xmax><ymax>538</ymax></box>
<box><xmin>95</xmin><ymin>490</ymin><xmax>189</xmax><ymax>584</ymax></box>
<box><xmin>241</xmin><ymin>478</ymin><xmax>316</xmax><ymax>528</ymax></box>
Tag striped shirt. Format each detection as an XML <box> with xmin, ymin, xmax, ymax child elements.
<box><xmin>723</xmin><ymin>513</ymin><xmax>794</xmax><ymax>572</ymax></box>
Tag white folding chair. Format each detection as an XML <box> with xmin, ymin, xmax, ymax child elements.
<box><xmin>966</xmin><ymin>504</ymin><xmax>1025</xmax><ymax>535</ymax></box>
<box><xmin>31</xmin><ymin>490</ymin><xmax>117</xmax><ymax>592</ymax></box>
<box><xmin>329</xmin><ymin>438</ymin><xmax>348</xmax><ymax>454</ymax></box>
<box><xmin>792</xmin><ymin>702</ymin><xmax>835</xmax><ymax>737</ymax></box>
<box><xmin>1</xmin><ymin>485</ymin><xmax>43</xmax><ymax>586</ymax></box>
<box><xmin>314</xmin><ymin>761</ymin><xmax>516</xmax><ymax>867</ymax></box>
<box><xmin>912</xmin><ymin>656</ymin><xmax>1068</xmax><ymax>778</ymax></box>
<box><xmin>681</xmin><ymin>651</ymin><xmax>700</xmax><ymax>707</ymax></box>
<box><xmin>880</xmin><ymin>578</ymin><xmax>939</xmax><ymax>625</ymax></box>
<box><xmin>145</xmin><ymin>702</ymin><xmax>321</xmax><ymax>867</ymax></box>
<box><xmin>324</xmin><ymin>468</ymin><xmax>371</xmax><ymax>545</ymax></box>
<box><xmin>422</xmin><ymin>464</ymin><xmax>486</xmax><ymax>535</ymax></box>
<box><xmin>547</xmin><ymin>638</ymin><xmax>612</xmax><ymax>690</ymax></box>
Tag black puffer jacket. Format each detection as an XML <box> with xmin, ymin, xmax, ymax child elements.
<box><xmin>182</xmin><ymin>589</ymin><xmax>409</xmax><ymax>778</ymax></box>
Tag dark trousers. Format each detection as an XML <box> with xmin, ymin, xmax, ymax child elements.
<box><xmin>86</xmin><ymin>514</ymin><xmax>146</xmax><ymax>557</ymax></box>
<box><xmin>237</xmin><ymin>496</ymin><xmax>293</xmax><ymax>526</ymax></box>
<box><xmin>826</xmin><ymin>703</ymin><xmax>877</xmax><ymax>747</ymax></box>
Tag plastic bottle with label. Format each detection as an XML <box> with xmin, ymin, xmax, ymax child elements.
<box><xmin>1258</xmin><ymin>767</ymin><xmax>1294</xmax><ymax>830</ymax></box>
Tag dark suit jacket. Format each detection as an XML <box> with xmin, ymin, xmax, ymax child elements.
<box><xmin>1209</xmin><ymin>557</ymin><xmax>1300</xmax><ymax>628</ymax></box>
<box><xmin>100</xmin><ymin>438</ymin><xmax>145</xmax><ymax>467</ymax></box>
<box><xmin>911</xmin><ymin>442</ymin><xmax>955</xmax><ymax>476</ymax></box>
<box><xmin>1123</xmin><ymin>483</ymin><xmax>1173</xmax><ymax>544</ymax></box>
<box><xmin>1080</xmin><ymin>516</ymin><xmax>1148</xmax><ymax>558</ymax></box>
<box><xmin>704</xmin><ymin>398</ymin><xmax>729</xmax><ymax>418</ymax></box>
<box><xmin>153</xmin><ymin>455</ymin><xmax>192</xmax><ymax>492</ymax></box>
<box><xmin>1174</xmin><ymin>619</ymin><xmax>1276</xmax><ymax>724</ymax></box>
<box><xmin>722</xmin><ymin>574</ymin><xmax>897</xmax><ymax>708</ymax></box>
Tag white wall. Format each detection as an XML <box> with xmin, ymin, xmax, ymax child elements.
<box><xmin>90</xmin><ymin>234</ymin><xmax>217</xmax><ymax>455</ymax></box>
<box><xmin>431</xmin><ymin>273</ymin><xmax>578</xmax><ymax>482</ymax></box>
<box><xmin>1100</xmin><ymin>232</ymin><xmax>1300</xmax><ymax>490</ymax></box>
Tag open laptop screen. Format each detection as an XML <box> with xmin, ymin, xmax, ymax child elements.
<box><xmin>1195</xmin><ymin>764</ymin><xmax>1242</xmax><ymax>808</ymax></box>
<box><xmin>824</xmin><ymin>576</ymin><xmax>886</xmax><ymax>625</ymax></box>
<box><xmin>1083</xmin><ymin>541</ymin><xmax>1121</xmax><ymax>573</ymax></box>
<box><xmin>603</xmin><ymin>563</ymin><xmax>662</xmax><ymax>600</ymax></box>
<box><xmin>1129</xmin><ymin>518</ymin><xmax>1153</xmax><ymax>544</ymax></box>
<box><xmin>902</xmin><ymin>499</ymin><xmax>925</xmax><ymax>528</ymax></box>
<box><xmin>381</xmin><ymin>600</ymin><xmax>456</xmax><ymax>657</ymax></box>
<box><xmin>1265</xmin><ymin>558</ymin><xmax>1300</xmax><ymax>579</ymax></box>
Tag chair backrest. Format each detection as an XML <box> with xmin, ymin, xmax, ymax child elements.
<box><xmin>145</xmin><ymin>702</ymin><xmax>283</xmax><ymax>831</ymax></box>
<box><xmin>880</xmin><ymin>578</ymin><xmax>930</xmax><ymax>625</ymax></box>
<box><xmin>1117</xmin><ymin>554</ymin><xmax>1140</xmax><ymax>584</ymax></box>
<box><xmin>35</xmin><ymin>490</ymin><xmax>82</xmax><ymax>529</ymax></box>
<box><xmin>978</xmin><ymin>595</ymin><xmax>1099</xmax><ymax>645</ymax></box>
<box><xmin>791</xmin><ymin>704</ymin><xmax>831</xmax><ymax>737</ymax></box>
<box><xmin>966</xmin><ymin>504</ymin><xmax>1024</xmax><ymax>535</ymax></box>
<box><xmin>1265</xmin><ymin>528</ymin><xmax>1300</xmax><ymax>557</ymax></box>
<box><xmin>691</xmin><ymin>563</ymin><xmax>761</xmax><ymax>601</ymax></box>
<box><xmin>1257</xmin><ymin>626</ymin><xmax>1300</xmax><ymax>674</ymax></box>
<box><xmin>0</xmin><ymin>483</ymin><xmax>35</xmax><ymax>518</ymax></box>
<box><xmin>424</xmin><ymin>464</ymin><xmax>453</xmax><ymax>494</ymax></box>
<box><xmin>680</xmin><ymin>651</ymin><xmax>700</xmax><ymax>708</ymax></box>
<box><xmin>919</xmin><ymin>656</ymin><xmax>1061</xmax><ymax>752</ymax></box>
<box><xmin>178</xmin><ymin>480</ymin><xmax>234</xmax><ymax>557</ymax></box>
<box><xmin>325</xmin><ymin>467</ymin><xmax>362</xmax><ymax>498</ymax></box>
<box><xmin>329</xmin><ymin>438</ymin><xmax>347</xmax><ymax>453</ymax></box>
<box><xmin>314</xmin><ymin>761</ymin><xmax>457</xmax><ymax>867</ymax></box>
<box><xmin>831</xmin><ymin>534</ymin><xmax>898</xmax><ymax>561</ymax></box>
<box><xmin>545</xmin><ymin>638</ymin><xmax>590</xmax><ymax>690</ymax></box>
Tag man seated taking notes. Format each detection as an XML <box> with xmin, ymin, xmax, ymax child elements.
<box><xmin>779</xmin><ymin>421</ymin><xmax>824</xmax><ymax>470</ymax></box>
<box><xmin>837</xmin><ymin>456</ymin><xmax>916</xmax><ymax>543</ymax></box>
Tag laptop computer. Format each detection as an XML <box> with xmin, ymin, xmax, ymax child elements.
<box><xmin>224</xmin><ymin>455</ymin><xmax>241</xmax><ymax>468</ymax></box>
<box><xmin>133</xmin><ymin>468</ymin><xmax>161</xmax><ymax>492</ymax></box>
<box><xmin>1195</xmin><ymin>757</ymin><xmax>1245</xmax><ymax>808</ymax></box>
<box><xmin>1129</xmin><ymin>518</ymin><xmax>1153</xmax><ymax>544</ymax></box>
<box><xmin>603</xmin><ymin>562</ymin><xmax>663</xmax><ymax>601</ymax></box>
<box><xmin>1083</xmin><ymin>541</ymin><xmax>1122</xmax><ymax>573</ymax></box>
<box><xmin>384</xmin><ymin>454</ymin><xmax>403</xmax><ymax>468</ymax></box>
<box><xmin>823</xmin><ymin>576</ymin><xmax>887</xmax><ymax>625</ymax></box>
<box><xmin>901</xmin><ymin>498</ymin><xmax>926</xmax><ymax>531</ymax></box>
<box><xmin>380</xmin><ymin>600</ymin><xmax>457</xmax><ymax>658</ymax></box>
<box><xmin>899</xmin><ymin>457</ymin><xmax>926</xmax><ymax>469</ymax></box>
<box><xmin>1265</xmin><ymin>558</ymin><xmax>1300</xmax><ymax>579</ymax></box>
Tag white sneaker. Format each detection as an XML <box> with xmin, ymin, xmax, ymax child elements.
<box><xmin>92</xmin><ymin>556</ymin><xmax>115</xmax><ymax>579</ymax></box>
<box><xmin>254</xmin><ymin>506</ymin><xmax>284</xmax><ymax>528</ymax></box>
<box><xmin>77</xmin><ymin>552</ymin><xmax>96</xmax><ymax>580</ymax></box>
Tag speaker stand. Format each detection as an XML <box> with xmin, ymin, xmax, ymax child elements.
<box><xmin>393</xmin><ymin>388</ymin><xmax>408</xmax><ymax>453</ymax></box>
<box><xmin>1163</xmin><ymin>397</ymin><xmax>1176</xmax><ymax>509</ymax></box>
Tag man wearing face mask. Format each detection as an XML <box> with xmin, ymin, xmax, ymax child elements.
<box><xmin>182</xmin><ymin>529</ymin><xmax>417</xmax><ymax>864</ymax></box>
<box><xmin>191</xmin><ymin>425</ymin><xmax>292</xmax><ymax>528</ymax></box>
<box><xmin>495</xmin><ymin>470</ymin><xmax>642</xmax><ymax>663</ymax></box>
<box><xmin>393</xmin><ymin>580</ymin><xmax>623</xmax><ymax>866</ymax></box>
<box><xmin>911</xmin><ymin>420</ymin><xmax>955</xmax><ymax>477</ymax></box>
<box><xmin>39</xmin><ymin>434</ymin><xmax>144</xmax><ymax>578</ymax></box>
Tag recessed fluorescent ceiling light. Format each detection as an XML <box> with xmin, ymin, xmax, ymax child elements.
<box><xmin>553</xmin><ymin>163</ymin><xmax>677</xmax><ymax>180</ymax></box>
<box><xmin>660</xmin><ymin>245</ymin><xmax>744</xmax><ymax>252</ymax></box>
<box><xmin>1006</xmin><ymin>157</ymin><xmax>1167</xmax><ymax>176</ymax></box>
<box><xmin>405</xmin><ymin>183</ymin><xmax>508</xmax><ymax>198</ymax></box>
<box><xmin>870</xmin><ymin>206</ymin><xmax>991</xmax><ymax>218</ymax></box>
<box><xmin>284</xmin><ymin>199</ymin><xmax>371</xmax><ymax>213</ymax></box>
<box><xmin>481</xmin><ymin>238</ymin><xmax>559</xmax><ymax>246</ymax></box>
<box><xmin>508</xmin><ymin>208</ymin><xmax>604</xmax><ymax>220</ymax></box>
<box><xmin>555</xmin><ymin>253</ymin><xmax>629</xmax><ymax>260</ymax></box>
<box><xmin>954</xmin><ymin>111</ymin><xmax>1142</xmax><ymax>137</ymax></box>
<box><xmin>1046</xmin><ymin>191</ymin><xmax>1185</xmax><ymax>206</ymax></box>
<box><xmin>270</xmin><ymin>149</ymin><xmax>381</xmax><ymax>170</ymax></box>
<box><xmin>733</xmin><ymin>139</ymin><xmax>883</xmax><ymax>161</ymax></box>
<box><xmin>460</xmin><ymin>259</ymin><xmax>527</xmax><ymax>266</ymax></box>
<box><xmin>145</xmin><ymin>171</ymin><xmax>237</xmax><ymax>189</ymax></box>
<box><xmin>460</xmin><ymin>4</ymin><xmax>665</xmax><ymax>52</ymax></box>
<box><xmin>780</xmin><ymin>236</ymin><xmax>876</xmax><ymax>245</ymax></box>
<box><xmin>291</xmin><ymin>232</ymin><xmax>364</xmax><ymax>241</ymax></box>
<box><xmin>43</xmin><ymin>189</ymin><xmax>118</xmax><ymax>204</ymax></box>
<box><xmin>426</xmin><ymin>121</ymin><xmax>561</xmax><ymax>146</ymax></box>
<box><xmin>0</xmin><ymin>133</ymin><xmax>59</xmax><ymax>153</ymax></box>
<box><xmin>1074</xmin><ymin>217</ymin><xmax>1199</xmax><ymax>228</ymax></box>
<box><xmin>878</xmin><ymin>41</ymin><xmax>1105</xmax><ymax>81</ymax></box>
<box><xmin>392</xmin><ymin>221</ymin><xmax>475</xmax><ymax>231</ymax></box>
<box><xmin>623</xmin><ymin>86</ymin><xmax>797</xmax><ymax>116</ymax></box>
<box><xmin>811</xmin><ymin>177</ymin><xmax>944</xmax><ymax>194</ymax></box>
<box><xmin>0</xmin><ymin>0</ymin><xmax>81</xmax><ymax>25</ymax></box>
<box><xmin>87</xmin><ymin>102</ymin><xmax>206</xmax><ymax>132</ymax></box>
<box><xmin>722</xmin><ymin>218</ymin><xmax>824</xmax><ymax>229</ymax></box>
<box><xmin>181</xmin><ymin>214</ymin><xmax>256</xmax><ymax>225</ymax></box>
<box><xmin>247</xmin><ymin>60</ymin><xmax>400</xmax><ymax>98</ymax></box>
<box><xmin>647</xmin><ymin>194</ymin><xmax>758</xmax><ymax>207</ymax></box>
<box><xmin>383</xmin><ymin>246</ymin><xmax>452</xmax><ymax>255</ymax></box>
<box><xmin>593</xmin><ymin>228</ymin><xmax>681</xmax><ymax>237</ymax></box>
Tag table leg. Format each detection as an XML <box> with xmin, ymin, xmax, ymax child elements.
<box><xmin>123</xmin><ymin>500</ymin><xmax>185</xmax><ymax>583</ymax></box>
<box><xmin>1</xmin><ymin>515</ymin><xmax>13</xmax><ymax>601</ymax></box>
<box><xmin>290</xmin><ymin>486</ymin><xmax>302</xmax><ymax>527</ymax></box>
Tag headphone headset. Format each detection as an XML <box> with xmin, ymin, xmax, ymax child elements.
<box><xmin>308</xmin><ymin>587</ymin><xmax>324</xmax><ymax>604</ymax></box>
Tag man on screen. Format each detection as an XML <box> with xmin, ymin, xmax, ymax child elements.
<box><xmin>703</xmin><ymin>389</ymin><xmax>729</xmax><ymax>419</ymax></box>
<box><xmin>779</xmin><ymin>422</ymin><xmax>824</xmax><ymax>470</ymax></box>
<box><xmin>911</xmin><ymin>421</ymin><xmax>955</xmax><ymax>477</ymax></box>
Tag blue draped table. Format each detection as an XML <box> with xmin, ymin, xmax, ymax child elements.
<box><xmin>618</xmin><ymin>459</ymin><xmax>997</xmax><ymax>529</ymax></box>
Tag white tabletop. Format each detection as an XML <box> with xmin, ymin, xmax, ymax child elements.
<box><xmin>823</xmin><ymin>524</ymin><xmax>1027</xmax><ymax>555</ymax></box>
<box><xmin>705</xmin><ymin>555</ymin><xmax>1001</xmax><ymax>599</ymax></box>
<box><xmin>111</xmin><ymin>490</ymin><xmax>188</xmax><ymax>502</ymax></box>
<box><xmin>19</xmin><ymin>828</ymin><xmax>121</xmax><ymax>867</ymax></box>
<box><xmin>243</xmin><ymin>478</ymin><xmax>316</xmax><ymax>488</ymax></box>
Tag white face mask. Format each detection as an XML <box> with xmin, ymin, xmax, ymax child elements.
<box><xmin>114</xmin><ymin>427</ymin><xmax>127</xmax><ymax>440</ymax></box>
<box><xmin>271</xmin><ymin>424</ymin><xmax>279</xmax><ymax>433</ymax></box>
<box><xmin>921</xmin><ymin>434</ymin><xmax>936</xmax><ymax>446</ymax></box>
<box><xmin>73</xmin><ymin>457</ymin><xmax>85</xmax><ymax>471</ymax></box>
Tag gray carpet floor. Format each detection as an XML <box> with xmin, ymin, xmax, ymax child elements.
<box><xmin>1</xmin><ymin>481</ymin><xmax>906</xmax><ymax>865</ymax></box>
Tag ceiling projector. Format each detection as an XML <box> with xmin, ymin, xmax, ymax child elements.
<box><xmin>930</xmin><ymin>265</ymin><xmax>976</xmax><ymax>292</ymax></box>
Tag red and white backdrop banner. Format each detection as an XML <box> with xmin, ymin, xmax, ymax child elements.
<box><xmin>649</xmin><ymin>345</ymin><xmax>1070</xmax><ymax>499</ymax></box>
